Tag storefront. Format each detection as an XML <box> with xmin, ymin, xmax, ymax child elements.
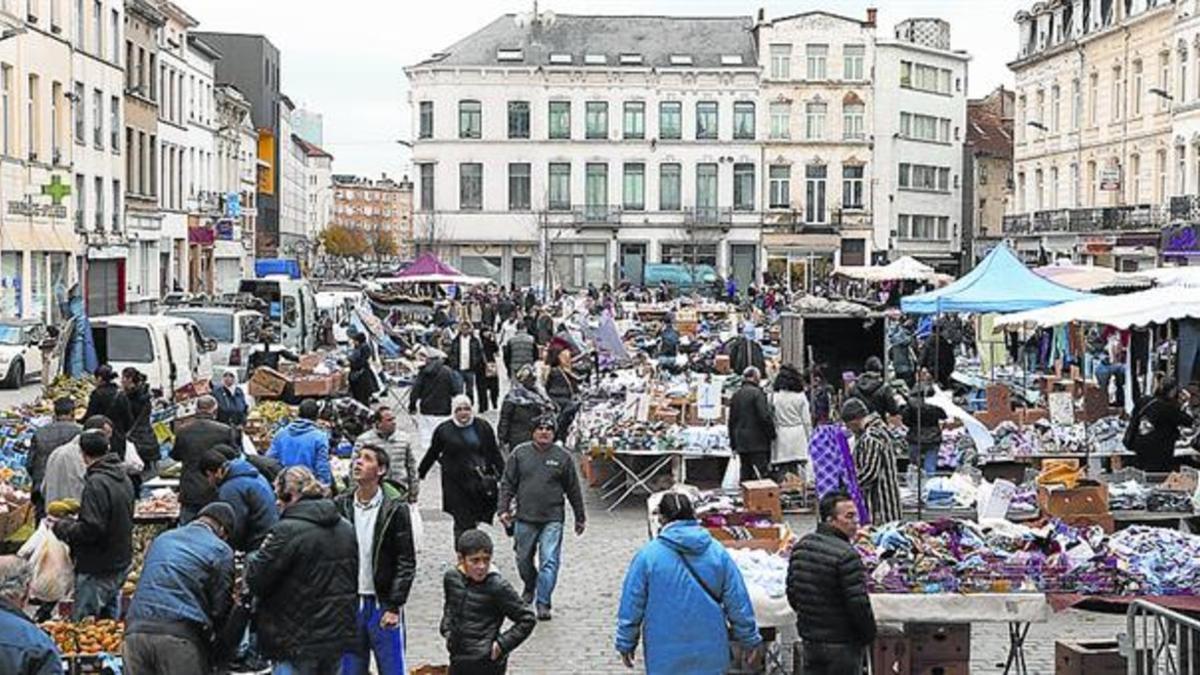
<box><xmin>761</xmin><ymin>231</ymin><xmax>841</xmax><ymax>293</ymax></box>
<box><xmin>86</xmin><ymin>245</ymin><xmax>128</xmax><ymax>317</ymax></box>
<box><xmin>1114</xmin><ymin>234</ymin><xmax>1160</xmax><ymax>272</ymax></box>
<box><xmin>455</xmin><ymin>243</ymin><xmax>538</xmax><ymax>289</ymax></box>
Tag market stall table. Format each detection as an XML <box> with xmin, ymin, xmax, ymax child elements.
<box><xmin>598</xmin><ymin>449</ymin><xmax>731</xmax><ymax>511</ymax></box>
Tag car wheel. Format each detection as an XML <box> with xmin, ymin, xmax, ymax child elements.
<box><xmin>4</xmin><ymin>359</ymin><xmax>22</xmax><ymax>389</ymax></box>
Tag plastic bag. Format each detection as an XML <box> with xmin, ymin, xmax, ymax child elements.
<box><xmin>17</xmin><ymin>521</ymin><xmax>74</xmax><ymax>602</ymax></box>
<box><xmin>721</xmin><ymin>455</ymin><xmax>742</xmax><ymax>493</ymax></box>
<box><xmin>408</xmin><ymin>503</ymin><xmax>425</xmax><ymax>554</ymax></box>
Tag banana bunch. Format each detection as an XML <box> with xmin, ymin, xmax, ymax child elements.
<box><xmin>46</xmin><ymin>499</ymin><xmax>81</xmax><ymax>517</ymax></box>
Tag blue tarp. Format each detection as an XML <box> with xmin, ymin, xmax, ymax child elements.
<box><xmin>901</xmin><ymin>244</ymin><xmax>1092</xmax><ymax>315</ymax></box>
<box><xmin>254</xmin><ymin>258</ymin><xmax>301</xmax><ymax>279</ymax></box>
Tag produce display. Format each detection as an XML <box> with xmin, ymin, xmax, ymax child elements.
<box><xmin>123</xmin><ymin>523</ymin><xmax>169</xmax><ymax>596</ymax></box>
<box><xmin>133</xmin><ymin>490</ymin><xmax>180</xmax><ymax>520</ymax></box>
<box><xmin>41</xmin><ymin>619</ymin><xmax>124</xmax><ymax>655</ymax></box>
<box><xmin>46</xmin><ymin>498</ymin><xmax>80</xmax><ymax>517</ymax></box>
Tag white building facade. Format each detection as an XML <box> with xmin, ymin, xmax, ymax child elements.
<box><xmin>214</xmin><ymin>83</ymin><xmax>256</xmax><ymax>291</ymax></box>
<box><xmin>277</xmin><ymin>97</ymin><xmax>309</xmax><ymax>258</ymax></box>
<box><xmin>406</xmin><ymin>12</ymin><xmax>763</xmax><ymax>290</ymax></box>
<box><xmin>874</xmin><ymin>19</ymin><xmax>970</xmax><ymax>272</ymax></box>
<box><xmin>184</xmin><ymin>33</ymin><xmax>217</xmax><ymax>292</ymax></box>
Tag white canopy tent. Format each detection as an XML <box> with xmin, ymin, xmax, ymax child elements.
<box><xmin>834</xmin><ymin>255</ymin><xmax>947</xmax><ymax>282</ymax></box>
<box><xmin>1132</xmin><ymin>267</ymin><xmax>1200</xmax><ymax>289</ymax></box>
<box><xmin>994</xmin><ymin>286</ymin><xmax>1200</xmax><ymax>330</ymax></box>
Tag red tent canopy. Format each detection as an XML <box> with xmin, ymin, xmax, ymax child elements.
<box><xmin>398</xmin><ymin>252</ymin><xmax>466</xmax><ymax>278</ymax></box>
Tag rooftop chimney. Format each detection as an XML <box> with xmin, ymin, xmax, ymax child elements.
<box><xmin>866</xmin><ymin>7</ymin><xmax>877</xmax><ymax>27</ymax></box>
<box><xmin>757</xmin><ymin>7</ymin><xmax>765</xmax><ymax>23</ymax></box>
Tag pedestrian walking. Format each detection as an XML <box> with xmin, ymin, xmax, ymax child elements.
<box><xmin>480</xmin><ymin>328</ymin><xmax>501</xmax><ymax>412</ymax></box>
<box><xmin>122</xmin><ymin>368</ymin><xmax>160</xmax><ymax>481</ymax></box>
<box><xmin>409</xmin><ymin>348</ymin><xmax>462</xmax><ymax>452</ymax></box>
<box><xmin>502</xmin><ymin>328</ymin><xmax>537</xmax><ymax>384</ymax></box>
<box><xmin>840</xmin><ymin>399</ymin><xmax>902</xmax><ymax>526</ymax></box>
<box><xmin>544</xmin><ymin>346</ymin><xmax>581</xmax><ymax>441</ymax></box>
<box><xmin>334</xmin><ymin>445</ymin><xmax>418</xmax><ymax>675</ymax></box>
<box><xmin>728</xmin><ymin>366</ymin><xmax>777</xmax><ymax>481</ymax></box>
<box><xmin>448</xmin><ymin>322</ymin><xmax>486</xmax><ymax>407</ymax></box>
<box><xmin>354</xmin><ymin>406</ymin><xmax>420</xmax><ymax>502</ymax></box>
<box><xmin>615</xmin><ymin>493</ymin><xmax>762</xmax><ymax>674</ymax></box>
<box><xmin>496</xmin><ymin>366</ymin><xmax>555</xmax><ymax>454</ymax></box>
<box><xmin>786</xmin><ymin>492</ymin><xmax>876</xmax><ymax>675</ymax></box>
<box><xmin>266</xmin><ymin>399</ymin><xmax>333</xmax><ymax>486</ymax></box>
<box><xmin>497</xmin><ymin>415</ymin><xmax>586</xmax><ymax>621</ymax></box>
<box><xmin>770</xmin><ymin>365</ymin><xmax>813</xmax><ymax>480</ymax></box>
<box><xmin>0</xmin><ymin>556</ymin><xmax>63</xmax><ymax>675</ymax></box>
<box><xmin>85</xmin><ymin>364</ymin><xmax>132</xmax><ymax>459</ymax></box>
<box><xmin>418</xmin><ymin>396</ymin><xmax>504</xmax><ymax>543</ymax></box>
<box><xmin>173</xmin><ymin>395</ymin><xmax>241</xmax><ymax>523</ymax></box>
<box><xmin>442</xmin><ymin>529</ymin><xmax>536</xmax><ymax>675</ymax></box>
<box><xmin>902</xmin><ymin>375</ymin><xmax>947</xmax><ymax>476</ymax></box>
<box><xmin>348</xmin><ymin>331</ymin><xmax>379</xmax><ymax>407</ymax></box>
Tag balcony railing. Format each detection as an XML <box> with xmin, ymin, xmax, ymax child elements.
<box><xmin>762</xmin><ymin>208</ymin><xmax>868</xmax><ymax>234</ymax></box>
<box><xmin>567</xmin><ymin>204</ymin><xmax>622</xmax><ymax>227</ymax></box>
<box><xmin>684</xmin><ymin>206</ymin><xmax>733</xmax><ymax>228</ymax></box>
<box><xmin>1170</xmin><ymin>195</ymin><xmax>1200</xmax><ymax>222</ymax></box>
<box><xmin>1004</xmin><ymin>204</ymin><xmax>1170</xmax><ymax>234</ymax></box>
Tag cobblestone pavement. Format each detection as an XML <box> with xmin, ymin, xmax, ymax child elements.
<box><xmin>398</xmin><ymin>408</ymin><xmax>1127</xmax><ymax>674</ymax></box>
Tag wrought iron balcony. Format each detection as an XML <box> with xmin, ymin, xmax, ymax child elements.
<box><xmin>570</xmin><ymin>204</ymin><xmax>622</xmax><ymax>227</ymax></box>
<box><xmin>1004</xmin><ymin>204</ymin><xmax>1170</xmax><ymax>234</ymax></box>
<box><xmin>684</xmin><ymin>206</ymin><xmax>733</xmax><ymax>228</ymax></box>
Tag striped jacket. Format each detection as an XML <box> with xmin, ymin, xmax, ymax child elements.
<box><xmin>853</xmin><ymin>415</ymin><xmax>903</xmax><ymax>526</ymax></box>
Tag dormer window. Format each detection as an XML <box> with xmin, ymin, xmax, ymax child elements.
<box><xmin>584</xmin><ymin>54</ymin><xmax>607</xmax><ymax>65</ymax></box>
<box><xmin>669</xmin><ymin>54</ymin><xmax>693</xmax><ymax>66</ymax></box>
<box><xmin>549</xmin><ymin>53</ymin><xmax>572</xmax><ymax>64</ymax></box>
<box><xmin>619</xmin><ymin>53</ymin><xmax>643</xmax><ymax>65</ymax></box>
<box><xmin>497</xmin><ymin>48</ymin><xmax>524</xmax><ymax>62</ymax></box>
<box><xmin>721</xmin><ymin>55</ymin><xmax>744</xmax><ymax>66</ymax></box>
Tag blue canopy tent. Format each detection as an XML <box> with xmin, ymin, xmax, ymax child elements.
<box><xmin>901</xmin><ymin>244</ymin><xmax>1092</xmax><ymax>315</ymax></box>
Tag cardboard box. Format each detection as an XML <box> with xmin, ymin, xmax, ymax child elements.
<box><xmin>1055</xmin><ymin>640</ymin><xmax>1126</xmax><ymax>675</ymax></box>
<box><xmin>986</xmin><ymin>384</ymin><xmax>1011</xmax><ymax>414</ymax></box>
<box><xmin>249</xmin><ymin>367</ymin><xmax>290</xmax><ymax>398</ymax></box>
<box><xmin>706</xmin><ymin>525</ymin><xmax>783</xmax><ymax>551</ymax></box>
<box><xmin>1161</xmin><ymin>467</ymin><xmax>1199</xmax><ymax>494</ymax></box>
<box><xmin>741</xmin><ymin>479</ymin><xmax>782</xmax><ymax>522</ymax></box>
<box><xmin>906</xmin><ymin>623</ymin><xmax>970</xmax><ymax>664</ymax></box>
<box><xmin>912</xmin><ymin>662</ymin><xmax>968</xmax><ymax>675</ymax></box>
<box><xmin>1038</xmin><ymin>482</ymin><xmax>1110</xmax><ymax>517</ymax></box>
<box><xmin>298</xmin><ymin>353</ymin><xmax>324</xmax><ymax>372</ymax></box>
<box><xmin>293</xmin><ymin>373</ymin><xmax>337</xmax><ymax>398</ymax></box>
<box><xmin>714</xmin><ymin>354</ymin><xmax>731</xmax><ymax>374</ymax></box>
<box><xmin>580</xmin><ymin>454</ymin><xmax>616</xmax><ymax>488</ymax></box>
<box><xmin>872</xmin><ymin>629</ymin><xmax>912</xmax><ymax>675</ymax></box>
<box><xmin>653</xmin><ymin>407</ymin><xmax>681</xmax><ymax>424</ymax></box>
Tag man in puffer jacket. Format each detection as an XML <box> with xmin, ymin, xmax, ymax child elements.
<box><xmin>786</xmin><ymin>492</ymin><xmax>876</xmax><ymax>674</ymax></box>
<box><xmin>199</xmin><ymin>448</ymin><xmax>279</xmax><ymax>552</ymax></box>
<box><xmin>266</xmin><ymin>399</ymin><xmax>332</xmax><ymax>485</ymax></box>
<box><xmin>616</xmin><ymin>493</ymin><xmax>762</xmax><ymax>674</ymax></box>
<box><xmin>246</xmin><ymin>466</ymin><xmax>357</xmax><ymax>673</ymax></box>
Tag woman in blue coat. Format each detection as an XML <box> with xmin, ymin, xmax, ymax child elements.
<box><xmin>615</xmin><ymin>493</ymin><xmax>762</xmax><ymax>674</ymax></box>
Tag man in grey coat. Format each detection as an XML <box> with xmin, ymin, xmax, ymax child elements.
<box><xmin>30</xmin><ymin>397</ymin><xmax>81</xmax><ymax>520</ymax></box>
<box><xmin>727</xmin><ymin>367</ymin><xmax>777</xmax><ymax>481</ymax></box>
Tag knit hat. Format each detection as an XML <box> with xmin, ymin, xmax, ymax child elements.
<box><xmin>533</xmin><ymin>414</ymin><xmax>558</xmax><ymax>433</ymax></box>
<box><xmin>197</xmin><ymin>502</ymin><xmax>236</xmax><ymax>538</ymax></box>
<box><xmin>840</xmin><ymin>398</ymin><xmax>870</xmax><ymax>422</ymax></box>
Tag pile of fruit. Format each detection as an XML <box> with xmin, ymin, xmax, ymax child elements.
<box><xmin>43</xmin><ymin>375</ymin><xmax>96</xmax><ymax>409</ymax></box>
<box><xmin>41</xmin><ymin>618</ymin><xmax>124</xmax><ymax>655</ymax></box>
<box><xmin>123</xmin><ymin>523</ymin><xmax>168</xmax><ymax>596</ymax></box>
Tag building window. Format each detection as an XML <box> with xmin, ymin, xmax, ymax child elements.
<box><xmin>91</xmin><ymin>0</ymin><xmax>100</xmax><ymax>56</ymax></box>
<box><xmin>1157</xmin><ymin>149</ymin><xmax>1167</xmax><ymax>203</ymax></box>
<box><xmin>842</xmin><ymin>165</ymin><xmax>864</xmax><ymax>209</ymax></box>
<box><xmin>623</xmin><ymin>101</ymin><xmax>645</xmax><ymax>140</ymax></box>
<box><xmin>1182</xmin><ymin>52</ymin><xmax>1189</xmax><ymax>102</ymax></box>
<box><xmin>458</xmin><ymin>100</ymin><xmax>481</xmax><ymax>139</ymax></box>
<box><xmin>1071</xmin><ymin>78</ymin><xmax>1081</xmax><ymax>130</ymax></box>
<box><xmin>112</xmin><ymin>179</ymin><xmax>120</xmax><ymax>230</ymax></box>
<box><xmin>507</xmin><ymin>101</ymin><xmax>530</xmax><ymax>139</ymax></box>
<box><xmin>459</xmin><ymin>162</ymin><xmax>481</xmax><ymax>210</ymax></box>
<box><xmin>659</xmin><ymin>101</ymin><xmax>681</xmax><ymax>140</ymax></box>
<box><xmin>770</xmin><ymin>102</ymin><xmax>790</xmax><ymax>139</ymax></box>
<box><xmin>1049</xmin><ymin>166</ymin><xmax>1059</xmax><ymax>208</ymax></box>
<box><xmin>695</xmin><ymin>101</ymin><xmax>718</xmax><ymax>140</ymax></box>
<box><xmin>1050</xmin><ymin>85</ymin><xmax>1061</xmax><ymax>132</ymax></box>
<box><xmin>91</xmin><ymin>88</ymin><xmax>101</xmax><ymax>147</ymax></box>
<box><xmin>623</xmin><ymin>162</ymin><xmax>644</xmax><ymax>211</ymax></box>
<box><xmin>418</xmin><ymin>101</ymin><xmax>433</xmax><ymax>139</ymax></box>
<box><xmin>843</xmin><ymin>44</ymin><xmax>865</xmax><ymax>80</ymax></box>
<box><xmin>74</xmin><ymin>173</ymin><xmax>83</xmax><ymax>228</ymax></box>
<box><xmin>1159</xmin><ymin>53</ymin><xmax>1170</xmax><ymax>112</ymax></box>
<box><xmin>806</xmin><ymin>44</ymin><xmax>828</xmax><ymax>80</ymax></box>
<box><xmin>1070</xmin><ymin>162</ymin><xmax>1080</xmax><ymax>207</ymax></box>
<box><xmin>584</xmin><ymin>162</ymin><xmax>607</xmax><ymax>217</ymax></box>
<box><xmin>26</xmin><ymin>74</ymin><xmax>37</xmax><ymax>158</ymax></box>
<box><xmin>805</xmin><ymin>101</ymin><xmax>826</xmax><ymax>140</ymax></box>
<box><xmin>900</xmin><ymin>60</ymin><xmax>951</xmax><ymax>94</ymax></box>
<box><xmin>1133</xmin><ymin>60</ymin><xmax>1146</xmax><ymax>117</ymax></box>
<box><xmin>74</xmin><ymin>0</ymin><xmax>82</xmax><ymax>47</ymax></box>
<box><xmin>1088</xmin><ymin>73</ymin><xmax>1098</xmax><ymax>126</ymax></box>
<box><xmin>805</xmin><ymin>164</ymin><xmax>826</xmax><ymax>223</ymax></box>
<box><xmin>94</xmin><ymin>176</ymin><xmax>103</xmax><ymax>230</ymax></box>
<box><xmin>548</xmin><ymin>101</ymin><xmax>570</xmax><ymax>139</ymax></box>
<box><xmin>72</xmin><ymin>81</ymin><xmax>83</xmax><ymax>143</ymax></box>
<box><xmin>508</xmin><ymin>163</ymin><xmax>530</xmax><ymax>211</ymax></box>
<box><xmin>899</xmin><ymin>112</ymin><xmax>949</xmax><ymax>142</ymax></box>
<box><xmin>843</xmin><ymin>102</ymin><xmax>864</xmax><ymax>140</ymax></box>
<box><xmin>733</xmin><ymin>101</ymin><xmax>755</xmax><ymax>140</ymax></box>
<box><xmin>110</xmin><ymin>8</ymin><xmax>119</xmax><ymax>63</ymax></box>
<box><xmin>900</xmin><ymin>214</ymin><xmax>949</xmax><ymax>240</ymax></box>
<box><xmin>1034</xmin><ymin>169</ymin><xmax>1044</xmax><ymax>209</ymax></box>
<box><xmin>0</xmin><ymin>65</ymin><xmax>9</xmax><ymax>156</ymax></box>
<box><xmin>1178</xmin><ymin>146</ymin><xmax>1187</xmax><ymax>196</ymax></box>
<box><xmin>1130</xmin><ymin>153</ymin><xmax>1141</xmax><ymax>203</ymax></box>
<box><xmin>769</xmin><ymin>165</ymin><xmax>790</xmax><ymax>209</ymax></box>
<box><xmin>899</xmin><ymin>163</ymin><xmax>949</xmax><ymax>192</ymax></box>
<box><xmin>695</xmin><ymin>163</ymin><xmax>717</xmax><ymax>213</ymax></box>
<box><xmin>1112</xmin><ymin>66</ymin><xmax>1122</xmax><ymax>121</ymax></box>
<box><xmin>110</xmin><ymin>95</ymin><xmax>119</xmax><ymax>151</ymax></box>
<box><xmin>548</xmin><ymin>162</ymin><xmax>570</xmax><ymax>210</ymax></box>
<box><xmin>770</xmin><ymin>43</ymin><xmax>791</xmax><ymax>80</ymax></box>
<box><xmin>582</xmin><ymin>101</ymin><xmax>607</xmax><ymax>140</ymax></box>
<box><xmin>659</xmin><ymin>163</ymin><xmax>681</xmax><ymax>211</ymax></box>
<box><xmin>733</xmin><ymin>163</ymin><xmax>754</xmax><ymax>211</ymax></box>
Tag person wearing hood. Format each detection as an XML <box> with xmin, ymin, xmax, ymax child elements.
<box><xmin>901</xmin><ymin>370</ymin><xmax>948</xmax><ymax>476</ymax></box>
<box><xmin>85</xmin><ymin>364</ymin><xmax>132</xmax><ymax>460</ymax></box>
<box><xmin>267</xmin><ymin>399</ymin><xmax>333</xmax><ymax>486</ymax></box>
<box><xmin>199</xmin><ymin>447</ymin><xmax>279</xmax><ymax>552</ymax></box>
<box><xmin>409</xmin><ymin>347</ymin><xmax>463</xmax><ymax>452</ymax></box>
<box><xmin>615</xmin><ymin>493</ymin><xmax>761</xmax><ymax>674</ymax></box>
<box><xmin>121</xmin><ymin>368</ymin><xmax>159</xmax><ymax>480</ymax></box>
<box><xmin>214</xmin><ymin>370</ymin><xmax>249</xmax><ymax>427</ymax></box>
<box><xmin>849</xmin><ymin>356</ymin><xmax>901</xmax><ymax>417</ymax></box>
<box><xmin>497</xmin><ymin>365</ymin><xmax>555</xmax><ymax>454</ymax></box>
<box><xmin>246</xmin><ymin>466</ymin><xmax>357</xmax><ymax>674</ymax></box>
<box><xmin>727</xmin><ymin>322</ymin><xmax>766</xmax><ymax>377</ymax></box>
<box><xmin>334</xmin><ymin>444</ymin><xmax>417</xmax><ymax>675</ymax></box>
<box><xmin>419</xmin><ymin>395</ymin><xmax>504</xmax><ymax>543</ymax></box>
<box><xmin>888</xmin><ymin>323</ymin><xmax>918</xmax><ymax>389</ymax></box>
<box><xmin>52</xmin><ymin>430</ymin><xmax>135</xmax><ymax>620</ymax></box>
<box><xmin>840</xmin><ymin>399</ymin><xmax>902</xmax><ymax>526</ymax></box>
<box><xmin>173</xmin><ymin>395</ymin><xmax>241</xmax><ymax>523</ymax></box>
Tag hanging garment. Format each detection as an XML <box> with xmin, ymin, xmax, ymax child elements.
<box><xmin>1177</xmin><ymin>319</ymin><xmax>1200</xmax><ymax>387</ymax></box>
<box><xmin>809</xmin><ymin>424</ymin><xmax>868</xmax><ymax>523</ymax></box>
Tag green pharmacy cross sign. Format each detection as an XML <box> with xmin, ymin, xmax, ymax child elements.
<box><xmin>41</xmin><ymin>175</ymin><xmax>71</xmax><ymax>205</ymax></box>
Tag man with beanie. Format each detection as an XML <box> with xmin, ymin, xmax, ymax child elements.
<box><xmin>200</xmin><ymin>448</ymin><xmax>279</xmax><ymax>553</ymax></box>
<box><xmin>728</xmin><ymin>366</ymin><xmax>777</xmax><ymax>481</ymax></box>
<box><xmin>123</xmin><ymin>502</ymin><xmax>236</xmax><ymax>675</ymax></box>
<box><xmin>840</xmin><ymin>399</ymin><xmax>902</xmax><ymax>526</ymax></box>
<box><xmin>497</xmin><ymin>414</ymin><xmax>585</xmax><ymax>622</ymax></box>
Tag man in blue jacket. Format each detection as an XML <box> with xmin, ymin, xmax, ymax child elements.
<box><xmin>267</xmin><ymin>399</ymin><xmax>332</xmax><ymax>485</ymax></box>
<box><xmin>199</xmin><ymin>447</ymin><xmax>280</xmax><ymax>552</ymax></box>
<box><xmin>123</xmin><ymin>502</ymin><xmax>236</xmax><ymax>675</ymax></box>
<box><xmin>0</xmin><ymin>555</ymin><xmax>62</xmax><ymax>675</ymax></box>
<box><xmin>615</xmin><ymin>492</ymin><xmax>761</xmax><ymax>674</ymax></box>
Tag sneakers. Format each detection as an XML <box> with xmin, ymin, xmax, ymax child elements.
<box><xmin>536</xmin><ymin>605</ymin><xmax>552</xmax><ymax>621</ymax></box>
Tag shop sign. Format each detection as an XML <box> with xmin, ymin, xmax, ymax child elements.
<box><xmin>188</xmin><ymin>225</ymin><xmax>215</xmax><ymax>246</ymax></box>
<box><xmin>215</xmin><ymin>219</ymin><xmax>234</xmax><ymax>241</ymax></box>
<box><xmin>1163</xmin><ymin>225</ymin><xmax>1200</xmax><ymax>256</ymax></box>
<box><xmin>1100</xmin><ymin>167</ymin><xmax>1121</xmax><ymax>191</ymax></box>
<box><xmin>7</xmin><ymin>199</ymin><xmax>67</xmax><ymax>219</ymax></box>
<box><xmin>224</xmin><ymin>192</ymin><xmax>241</xmax><ymax>218</ymax></box>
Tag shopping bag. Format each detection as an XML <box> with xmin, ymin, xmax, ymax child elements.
<box><xmin>17</xmin><ymin>521</ymin><xmax>74</xmax><ymax>602</ymax></box>
<box><xmin>408</xmin><ymin>503</ymin><xmax>425</xmax><ymax>554</ymax></box>
<box><xmin>721</xmin><ymin>455</ymin><xmax>742</xmax><ymax>493</ymax></box>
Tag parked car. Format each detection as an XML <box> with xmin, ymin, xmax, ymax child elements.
<box><xmin>163</xmin><ymin>307</ymin><xmax>264</xmax><ymax>380</ymax></box>
<box><xmin>0</xmin><ymin>319</ymin><xmax>48</xmax><ymax>388</ymax></box>
<box><xmin>85</xmin><ymin>315</ymin><xmax>216</xmax><ymax>397</ymax></box>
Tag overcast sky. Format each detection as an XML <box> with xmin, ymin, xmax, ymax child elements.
<box><xmin>189</xmin><ymin>0</ymin><xmax>1027</xmax><ymax>179</ymax></box>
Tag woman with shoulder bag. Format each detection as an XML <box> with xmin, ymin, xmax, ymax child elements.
<box><xmin>418</xmin><ymin>395</ymin><xmax>505</xmax><ymax>545</ymax></box>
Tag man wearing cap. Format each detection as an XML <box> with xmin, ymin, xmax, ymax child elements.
<box><xmin>728</xmin><ymin>366</ymin><xmax>777</xmax><ymax>481</ymax></box>
<box><xmin>497</xmin><ymin>414</ymin><xmax>586</xmax><ymax>622</ymax></box>
<box><xmin>840</xmin><ymin>399</ymin><xmax>902</xmax><ymax>525</ymax></box>
<box><xmin>123</xmin><ymin>502</ymin><xmax>236</xmax><ymax>675</ymax></box>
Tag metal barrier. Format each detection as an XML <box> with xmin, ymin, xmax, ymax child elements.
<box><xmin>1125</xmin><ymin>600</ymin><xmax>1200</xmax><ymax>674</ymax></box>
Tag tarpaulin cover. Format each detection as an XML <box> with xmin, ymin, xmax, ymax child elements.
<box><xmin>254</xmin><ymin>258</ymin><xmax>301</xmax><ymax>279</ymax></box>
<box><xmin>901</xmin><ymin>244</ymin><xmax>1091</xmax><ymax>315</ymax></box>
<box><xmin>994</xmin><ymin>287</ymin><xmax>1200</xmax><ymax>330</ymax></box>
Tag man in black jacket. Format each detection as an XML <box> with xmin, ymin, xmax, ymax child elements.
<box><xmin>786</xmin><ymin>492</ymin><xmax>876</xmax><ymax>674</ymax></box>
<box><xmin>850</xmin><ymin>356</ymin><xmax>902</xmax><ymax>417</ymax></box>
<box><xmin>171</xmin><ymin>395</ymin><xmax>240</xmax><ymax>524</ymax></box>
<box><xmin>409</xmin><ymin>348</ymin><xmax>462</xmax><ymax>451</ymax></box>
<box><xmin>447</xmin><ymin>322</ymin><xmax>485</xmax><ymax>406</ymax></box>
<box><xmin>53</xmin><ymin>430</ymin><xmax>135</xmax><ymax>620</ymax></box>
<box><xmin>334</xmin><ymin>445</ymin><xmax>417</xmax><ymax>675</ymax></box>
<box><xmin>246</xmin><ymin>466</ymin><xmax>357</xmax><ymax>674</ymax></box>
<box><xmin>29</xmin><ymin>396</ymin><xmax>81</xmax><ymax>520</ymax></box>
<box><xmin>727</xmin><ymin>367</ymin><xmax>777</xmax><ymax>481</ymax></box>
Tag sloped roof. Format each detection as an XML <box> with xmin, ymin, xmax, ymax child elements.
<box><xmin>292</xmin><ymin>135</ymin><xmax>333</xmax><ymax>160</ymax></box>
<box><xmin>967</xmin><ymin>100</ymin><xmax>1013</xmax><ymax>159</ymax></box>
<box><xmin>414</xmin><ymin>13</ymin><xmax>757</xmax><ymax>70</ymax></box>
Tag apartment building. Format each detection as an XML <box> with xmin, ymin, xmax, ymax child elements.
<box><xmin>332</xmin><ymin>173</ymin><xmax>413</xmax><ymax>260</ymax></box>
<box><xmin>122</xmin><ymin>0</ymin><xmax>162</xmax><ymax>312</ymax></box>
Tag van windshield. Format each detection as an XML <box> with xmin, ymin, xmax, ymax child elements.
<box><xmin>167</xmin><ymin>311</ymin><xmax>234</xmax><ymax>342</ymax></box>
<box><xmin>102</xmin><ymin>326</ymin><xmax>154</xmax><ymax>363</ymax></box>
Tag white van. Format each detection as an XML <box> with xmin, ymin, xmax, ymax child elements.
<box><xmin>237</xmin><ymin>277</ymin><xmax>318</xmax><ymax>353</ymax></box>
<box><xmin>87</xmin><ymin>315</ymin><xmax>216</xmax><ymax>397</ymax></box>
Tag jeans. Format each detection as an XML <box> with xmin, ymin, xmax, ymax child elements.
<box><xmin>271</xmin><ymin>658</ymin><xmax>340</xmax><ymax>675</ymax></box>
<box><xmin>1095</xmin><ymin>362</ymin><xmax>1126</xmax><ymax>405</ymax></box>
<box><xmin>340</xmin><ymin>596</ymin><xmax>406</xmax><ymax>675</ymax></box>
<box><xmin>513</xmin><ymin>520</ymin><xmax>564</xmax><ymax>609</ymax></box>
<box><xmin>123</xmin><ymin>633</ymin><xmax>209</xmax><ymax>675</ymax></box>
<box><xmin>801</xmin><ymin>641</ymin><xmax>864</xmax><ymax>675</ymax></box>
<box><xmin>459</xmin><ymin>371</ymin><xmax>477</xmax><ymax>404</ymax></box>
<box><xmin>909</xmin><ymin>442</ymin><xmax>940</xmax><ymax>475</ymax></box>
<box><xmin>72</xmin><ymin>569</ymin><xmax>126</xmax><ymax>620</ymax></box>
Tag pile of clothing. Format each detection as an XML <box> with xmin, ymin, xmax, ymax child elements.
<box><xmin>1107</xmin><ymin>480</ymin><xmax>1152</xmax><ymax>510</ymax></box>
<box><xmin>937</xmin><ymin>427</ymin><xmax>977</xmax><ymax>470</ymax></box>
<box><xmin>989</xmin><ymin>421</ymin><xmax>1041</xmax><ymax>458</ymax></box>
<box><xmin>727</xmin><ymin>548</ymin><xmax>789</xmax><ymax>599</ymax></box>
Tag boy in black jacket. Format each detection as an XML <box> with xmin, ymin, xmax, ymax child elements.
<box><xmin>441</xmin><ymin>530</ymin><xmax>535</xmax><ymax>675</ymax></box>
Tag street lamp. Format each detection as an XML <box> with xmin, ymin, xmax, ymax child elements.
<box><xmin>395</xmin><ymin>140</ymin><xmax>413</xmax><ymax>149</ymax></box>
<box><xmin>1026</xmin><ymin>120</ymin><xmax>1049</xmax><ymax>132</ymax></box>
<box><xmin>1149</xmin><ymin>87</ymin><xmax>1174</xmax><ymax>101</ymax></box>
<box><xmin>0</xmin><ymin>26</ymin><xmax>27</xmax><ymax>41</ymax></box>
